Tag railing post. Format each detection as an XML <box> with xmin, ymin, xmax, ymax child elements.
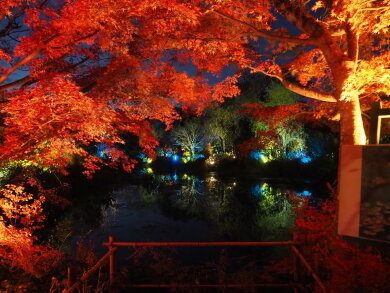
<box><xmin>292</xmin><ymin>232</ymin><xmax>300</xmax><ymax>292</ymax></box>
<box><xmin>67</xmin><ymin>266</ymin><xmax>72</xmax><ymax>289</ymax></box>
<box><xmin>109</xmin><ymin>236</ymin><xmax>116</xmax><ymax>286</ymax></box>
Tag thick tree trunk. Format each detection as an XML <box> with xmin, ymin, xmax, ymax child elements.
<box><xmin>338</xmin><ymin>94</ymin><xmax>366</xmax><ymax>145</ymax></box>
<box><xmin>334</xmin><ymin>62</ymin><xmax>367</xmax><ymax>146</ymax></box>
<box><xmin>315</xmin><ymin>24</ymin><xmax>366</xmax><ymax>146</ymax></box>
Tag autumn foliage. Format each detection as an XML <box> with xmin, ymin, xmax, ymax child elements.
<box><xmin>0</xmin><ymin>0</ymin><xmax>242</xmax><ymax>175</ymax></box>
<box><xmin>288</xmin><ymin>195</ymin><xmax>390</xmax><ymax>292</ymax></box>
<box><xmin>0</xmin><ymin>181</ymin><xmax>61</xmax><ymax>276</ymax></box>
<box><xmin>0</xmin><ymin>0</ymin><xmax>389</xmax><ymax>173</ymax></box>
<box><xmin>0</xmin><ymin>0</ymin><xmax>389</xmax><ymax>281</ymax></box>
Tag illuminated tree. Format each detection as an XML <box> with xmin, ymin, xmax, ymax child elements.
<box><xmin>0</xmin><ymin>0</ymin><xmax>387</xmax><ymax>175</ymax></box>
<box><xmin>170</xmin><ymin>120</ymin><xmax>205</xmax><ymax>159</ymax></box>
<box><xmin>203</xmin><ymin>106</ymin><xmax>244</xmax><ymax>153</ymax></box>
<box><xmin>172</xmin><ymin>0</ymin><xmax>389</xmax><ymax>145</ymax></box>
<box><xmin>0</xmin><ymin>182</ymin><xmax>61</xmax><ymax>276</ymax></box>
<box><xmin>0</xmin><ymin>0</ymin><xmax>239</xmax><ymax>174</ymax></box>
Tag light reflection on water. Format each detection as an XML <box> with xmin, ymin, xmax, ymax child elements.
<box><xmin>67</xmin><ymin>171</ymin><xmax>325</xmax><ymax>257</ymax></box>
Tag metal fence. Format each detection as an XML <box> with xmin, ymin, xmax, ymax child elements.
<box><xmin>63</xmin><ymin>236</ymin><xmax>326</xmax><ymax>293</ymax></box>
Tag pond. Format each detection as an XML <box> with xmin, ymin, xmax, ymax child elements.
<box><xmin>44</xmin><ymin>170</ymin><xmax>332</xmax><ymax>289</ymax></box>
<box><xmin>57</xmin><ymin>170</ymin><xmax>328</xmax><ymax>259</ymax></box>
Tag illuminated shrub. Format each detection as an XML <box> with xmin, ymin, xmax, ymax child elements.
<box><xmin>0</xmin><ymin>184</ymin><xmax>61</xmax><ymax>277</ymax></box>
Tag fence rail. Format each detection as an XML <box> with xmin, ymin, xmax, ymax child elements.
<box><xmin>102</xmin><ymin>240</ymin><xmax>297</xmax><ymax>247</ymax></box>
<box><xmin>63</xmin><ymin>236</ymin><xmax>327</xmax><ymax>293</ymax></box>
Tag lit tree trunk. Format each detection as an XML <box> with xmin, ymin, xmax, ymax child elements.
<box><xmin>333</xmin><ymin>61</ymin><xmax>367</xmax><ymax>146</ymax></box>
<box><xmin>220</xmin><ymin>136</ymin><xmax>226</xmax><ymax>153</ymax></box>
<box><xmin>338</xmin><ymin>93</ymin><xmax>366</xmax><ymax>145</ymax></box>
<box><xmin>319</xmin><ymin>28</ymin><xmax>366</xmax><ymax>146</ymax></box>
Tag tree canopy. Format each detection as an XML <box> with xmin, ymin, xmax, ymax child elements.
<box><xmin>0</xmin><ymin>0</ymin><xmax>389</xmax><ymax>173</ymax></box>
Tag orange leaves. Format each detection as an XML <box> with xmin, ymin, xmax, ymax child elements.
<box><xmin>288</xmin><ymin>49</ymin><xmax>330</xmax><ymax>87</ymax></box>
<box><xmin>1</xmin><ymin>0</ymin><xmax>388</xmax><ymax>165</ymax></box>
<box><xmin>211</xmin><ymin>75</ymin><xmax>240</xmax><ymax>103</ymax></box>
<box><xmin>241</xmin><ymin>102</ymin><xmax>305</xmax><ymax>127</ymax></box>
<box><xmin>0</xmin><ymin>184</ymin><xmax>45</xmax><ymax>229</ymax></box>
<box><xmin>332</xmin><ymin>0</ymin><xmax>390</xmax><ymax>34</ymax></box>
<box><xmin>0</xmin><ymin>76</ymin><xmax>117</xmax><ymax>171</ymax></box>
<box><xmin>0</xmin><ymin>49</ymin><xmax>11</xmax><ymax>63</ymax></box>
<box><xmin>311</xmin><ymin>0</ymin><xmax>325</xmax><ymax>11</ymax></box>
<box><xmin>0</xmin><ymin>183</ymin><xmax>61</xmax><ymax>276</ymax></box>
<box><xmin>1</xmin><ymin>1</ymin><xmax>247</xmax><ymax>172</ymax></box>
<box><xmin>354</xmin><ymin>51</ymin><xmax>390</xmax><ymax>96</ymax></box>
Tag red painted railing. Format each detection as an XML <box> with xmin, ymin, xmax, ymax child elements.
<box><xmin>63</xmin><ymin>236</ymin><xmax>326</xmax><ymax>293</ymax></box>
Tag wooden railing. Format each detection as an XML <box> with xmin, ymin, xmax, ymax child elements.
<box><xmin>62</xmin><ymin>236</ymin><xmax>326</xmax><ymax>293</ymax></box>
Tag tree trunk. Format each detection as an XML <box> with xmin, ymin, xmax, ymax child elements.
<box><xmin>220</xmin><ymin>136</ymin><xmax>226</xmax><ymax>153</ymax></box>
<box><xmin>338</xmin><ymin>94</ymin><xmax>366</xmax><ymax>145</ymax></box>
<box><xmin>334</xmin><ymin>62</ymin><xmax>367</xmax><ymax>146</ymax></box>
<box><xmin>317</xmin><ymin>28</ymin><xmax>366</xmax><ymax>146</ymax></box>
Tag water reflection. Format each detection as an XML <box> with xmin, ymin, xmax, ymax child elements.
<box><xmin>64</xmin><ymin>171</ymin><xmax>320</xmax><ymax>255</ymax></box>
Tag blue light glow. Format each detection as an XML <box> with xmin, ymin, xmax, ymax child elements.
<box><xmin>250</xmin><ymin>150</ymin><xmax>267</xmax><ymax>162</ymax></box>
<box><xmin>172</xmin><ymin>154</ymin><xmax>179</xmax><ymax>162</ymax></box>
<box><xmin>294</xmin><ymin>190</ymin><xmax>312</xmax><ymax>197</ymax></box>
<box><xmin>251</xmin><ymin>184</ymin><xmax>263</xmax><ymax>196</ymax></box>
<box><xmin>97</xmin><ymin>144</ymin><xmax>106</xmax><ymax>158</ymax></box>
<box><xmin>289</xmin><ymin>149</ymin><xmax>312</xmax><ymax>163</ymax></box>
<box><xmin>300</xmin><ymin>156</ymin><xmax>311</xmax><ymax>163</ymax></box>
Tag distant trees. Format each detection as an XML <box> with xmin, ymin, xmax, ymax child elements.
<box><xmin>162</xmin><ymin>74</ymin><xmax>339</xmax><ymax>163</ymax></box>
<box><xmin>240</xmin><ymin>82</ymin><xmax>307</xmax><ymax>159</ymax></box>
<box><xmin>203</xmin><ymin>106</ymin><xmax>245</xmax><ymax>154</ymax></box>
<box><xmin>170</xmin><ymin>120</ymin><xmax>205</xmax><ymax>159</ymax></box>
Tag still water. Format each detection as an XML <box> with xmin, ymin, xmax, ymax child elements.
<box><xmin>64</xmin><ymin>171</ymin><xmax>328</xmax><ymax>257</ymax></box>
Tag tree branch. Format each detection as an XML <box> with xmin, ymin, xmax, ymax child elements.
<box><xmin>0</xmin><ymin>75</ymin><xmax>32</xmax><ymax>91</ymax></box>
<box><xmin>50</xmin><ymin>29</ymin><xmax>99</xmax><ymax>49</ymax></box>
<box><xmin>346</xmin><ymin>24</ymin><xmax>359</xmax><ymax>73</ymax></box>
<box><xmin>0</xmin><ymin>56</ymin><xmax>90</xmax><ymax>92</ymax></box>
<box><xmin>271</xmin><ymin>0</ymin><xmax>328</xmax><ymax>40</ymax></box>
<box><xmin>253</xmin><ymin>67</ymin><xmax>336</xmax><ymax>102</ymax></box>
<box><xmin>0</xmin><ymin>27</ymin><xmax>98</xmax><ymax>87</ymax></box>
<box><xmin>212</xmin><ymin>10</ymin><xmax>317</xmax><ymax>45</ymax></box>
<box><xmin>280</xmin><ymin>78</ymin><xmax>336</xmax><ymax>102</ymax></box>
<box><xmin>0</xmin><ymin>34</ymin><xmax>58</xmax><ymax>86</ymax></box>
<box><xmin>0</xmin><ymin>9</ymin><xmax>24</xmax><ymax>38</ymax></box>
